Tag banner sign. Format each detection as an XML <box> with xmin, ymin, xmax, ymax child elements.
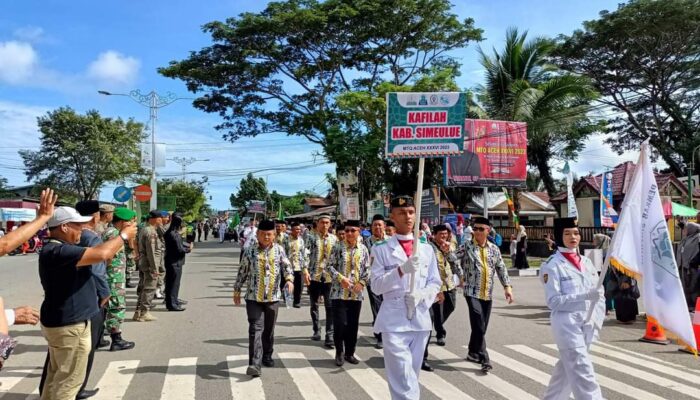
<box><xmin>444</xmin><ymin>119</ymin><xmax>527</xmax><ymax>188</ymax></box>
<box><xmin>419</xmin><ymin>187</ymin><xmax>441</xmax><ymax>227</ymax></box>
<box><xmin>385</xmin><ymin>92</ymin><xmax>466</xmax><ymax>158</ymax></box>
<box><xmin>600</xmin><ymin>171</ymin><xmax>617</xmax><ymax>227</ymax></box>
<box><xmin>246</xmin><ymin>200</ymin><xmax>266</xmax><ymax>214</ymax></box>
<box><xmin>0</xmin><ymin>207</ymin><xmax>36</xmax><ymax>222</ymax></box>
<box><xmin>564</xmin><ymin>162</ymin><xmax>579</xmax><ymax>219</ymax></box>
<box><xmin>338</xmin><ymin>172</ymin><xmax>360</xmax><ymax>220</ymax></box>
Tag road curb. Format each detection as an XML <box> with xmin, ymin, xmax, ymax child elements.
<box><xmin>508</xmin><ymin>268</ymin><xmax>540</xmax><ymax>277</ymax></box>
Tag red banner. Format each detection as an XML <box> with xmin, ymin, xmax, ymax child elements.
<box><xmin>444</xmin><ymin>119</ymin><xmax>527</xmax><ymax>188</ymax></box>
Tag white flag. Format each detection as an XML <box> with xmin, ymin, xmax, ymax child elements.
<box><xmin>607</xmin><ymin>141</ymin><xmax>696</xmax><ymax>351</ymax></box>
<box><xmin>563</xmin><ymin>161</ymin><xmax>578</xmax><ymax>218</ymax></box>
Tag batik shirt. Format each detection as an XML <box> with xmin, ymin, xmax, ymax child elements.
<box><xmin>304</xmin><ymin>231</ymin><xmax>338</xmax><ymax>282</ymax></box>
<box><xmin>283</xmin><ymin>235</ymin><xmax>306</xmax><ymax>272</ymax></box>
<box><xmin>275</xmin><ymin>232</ymin><xmax>287</xmax><ymax>247</ymax></box>
<box><xmin>327</xmin><ymin>241</ymin><xmax>370</xmax><ymax>301</ymax></box>
<box><xmin>461</xmin><ymin>240</ymin><xmax>511</xmax><ymax>301</ymax></box>
<box><xmin>363</xmin><ymin>235</ymin><xmax>386</xmax><ymax>252</ymax></box>
<box><xmin>234</xmin><ymin>243</ymin><xmax>293</xmax><ymax>302</ymax></box>
<box><xmin>430</xmin><ymin>241</ymin><xmax>463</xmax><ymax>292</ymax></box>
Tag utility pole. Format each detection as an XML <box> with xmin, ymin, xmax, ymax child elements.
<box><xmin>168</xmin><ymin>157</ymin><xmax>210</xmax><ymax>181</ymax></box>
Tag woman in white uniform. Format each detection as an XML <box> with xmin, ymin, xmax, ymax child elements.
<box><xmin>540</xmin><ymin>217</ymin><xmax>605</xmax><ymax>400</ymax></box>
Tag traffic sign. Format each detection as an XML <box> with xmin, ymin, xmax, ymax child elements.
<box><xmin>113</xmin><ymin>186</ymin><xmax>132</xmax><ymax>202</ymax></box>
<box><xmin>133</xmin><ymin>185</ymin><xmax>152</xmax><ymax>202</ymax></box>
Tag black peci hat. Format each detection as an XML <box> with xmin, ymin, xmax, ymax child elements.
<box><xmin>371</xmin><ymin>214</ymin><xmax>385</xmax><ymax>222</ymax></box>
<box><xmin>432</xmin><ymin>224</ymin><xmax>449</xmax><ymax>233</ymax></box>
<box><xmin>75</xmin><ymin>200</ymin><xmax>100</xmax><ymax>216</ymax></box>
<box><xmin>390</xmin><ymin>196</ymin><xmax>414</xmax><ymax>209</ymax></box>
<box><xmin>345</xmin><ymin>220</ymin><xmax>361</xmax><ymax>228</ymax></box>
<box><xmin>258</xmin><ymin>220</ymin><xmax>276</xmax><ymax>231</ymax></box>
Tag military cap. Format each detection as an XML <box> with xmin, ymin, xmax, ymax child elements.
<box><xmin>99</xmin><ymin>204</ymin><xmax>115</xmax><ymax>213</ymax></box>
<box><xmin>113</xmin><ymin>207</ymin><xmax>136</xmax><ymax>221</ymax></box>
<box><xmin>390</xmin><ymin>196</ymin><xmax>414</xmax><ymax>209</ymax></box>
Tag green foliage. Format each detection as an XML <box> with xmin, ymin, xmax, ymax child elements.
<box><xmin>157</xmin><ymin>178</ymin><xmax>209</xmax><ymax>220</ymax></box>
<box><xmin>269</xmin><ymin>190</ymin><xmax>308</xmax><ymax>217</ymax></box>
<box><xmin>19</xmin><ymin>107</ymin><xmax>145</xmax><ymax>201</ymax></box>
<box><xmin>477</xmin><ymin>28</ymin><xmax>600</xmax><ymax>196</ymax></box>
<box><xmin>553</xmin><ymin>0</ymin><xmax>700</xmax><ymax>175</ymax></box>
<box><xmin>0</xmin><ymin>176</ymin><xmax>13</xmax><ymax>198</ymax></box>
<box><xmin>230</xmin><ymin>173</ymin><xmax>268</xmax><ymax>213</ymax></box>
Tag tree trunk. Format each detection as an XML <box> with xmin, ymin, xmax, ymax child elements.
<box><xmin>534</xmin><ymin>156</ymin><xmax>557</xmax><ymax>197</ymax></box>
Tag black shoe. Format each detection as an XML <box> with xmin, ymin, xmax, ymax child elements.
<box><xmin>324</xmin><ymin>339</ymin><xmax>334</xmax><ymax>349</ymax></box>
<box><xmin>481</xmin><ymin>363</ymin><xmax>493</xmax><ymax>373</ymax></box>
<box><xmin>76</xmin><ymin>388</ymin><xmax>99</xmax><ymax>399</ymax></box>
<box><xmin>109</xmin><ymin>334</ymin><xmax>135</xmax><ymax>352</ymax></box>
<box><xmin>246</xmin><ymin>365</ymin><xmax>261</xmax><ymax>377</ymax></box>
<box><xmin>335</xmin><ymin>352</ymin><xmax>345</xmax><ymax>366</ymax></box>
<box><xmin>293</xmin><ymin>304</ymin><xmax>301</xmax><ymax>308</ymax></box>
<box><xmin>167</xmin><ymin>306</ymin><xmax>186</xmax><ymax>311</ymax></box>
<box><xmin>344</xmin><ymin>355</ymin><xmax>359</xmax><ymax>365</ymax></box>
<box><xmin>125</xmin><ymin>281</ymin><xmax>137</xmax><ymax>288</ymax></box>
<box><xmin>465</xmin><ymin>353</ymin><xmax>481</xmax><ymax>364</ymax></box>
<box><xmin>178</xmin><ymin>299</ymin><xmax>188</xmax><ymax>305</ymax></box>
<box><xmin>436</xmin><ymin>337</ymin><xmax>446</xmax><ymax>346</ymax></box>
<box><xmin>375</xmin><ymin>340</ymin><xmax>383</xmax><ymax>350</ymax></box>
<box><xmin>311</xmin><ymin>332</ymin><xmax>321</xmax><ymax>341</ymax></box>
<box><xmin>421</xmin><ymin>361</ymin><xmax>434</xmax><ymax>372</ymax></box>
<box><xmin>97</xmin><ymin>338</ymin><xmax>110</xmax><ymax>349</ymax></box>
<box><xmin>262</xmin><ymin>358</ymin><xmax>275</xmax><ymax>367</ymax></box>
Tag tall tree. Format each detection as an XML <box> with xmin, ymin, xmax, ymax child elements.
<box><xmin>20</xmin><ymin>107</ymin><xmax>145</xmax><ymax>200</ymax></box>
<box><xmin>158</xmin><ymin>0</ymin><xmax>481</xmax><ymax>150</ymax></box>
<box><xmin>158</xmin><ymin>178</ymin><xmax>209</xmax><ymax>220</ymax></box>
<box><xmin>230</xmin><ymin>173</ymin><xmax>268</xmax><ymax>213</ymax></box>
<box><xmin>477</xmin><ymin>28</ymin><xmax>600</xmax><ymax>196</ymax></box>
<box><xmin>0</xmin><ymin>176</ymin><xmax>13</xmax><ymax>198</ymax></box>
<box><xmin>553</xmin><ymin>0</ymin><xmax>700</xmax><ymax>175</ymax></box>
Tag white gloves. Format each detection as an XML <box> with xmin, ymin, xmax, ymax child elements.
<box><xmin>405</xmin><ymin>292</ymin><xmax>418</xmax><ymax>311</ymax></box>
<box><xmin>584</xmin><ymin>289</ymin><xmax>600</xmax><ymax>301</ymax></box>
<box><xmin>401</xmin><ymin>255</ymin><xmax>420</xmax><ymax>275</ymax></box>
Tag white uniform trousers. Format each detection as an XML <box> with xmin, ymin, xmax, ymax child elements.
<box><xmin>383</xmin><ymin>330</ymin><xmax>430</xmax><ymax>400</ymax></box>
<box><xmin>543</xmin><ymin>344</ymin><xmax>602</xmax><ymax>400</ymax></box>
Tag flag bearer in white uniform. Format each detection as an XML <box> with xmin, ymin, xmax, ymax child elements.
<box><xmin>541</xmin><ymin>217</ymin><xmax>605</xmax><ymax>400</ymax></box>
<box><xmin>370</xmin><ymin>196</ymin><xmax>442</xmax><ymax>400</ymax></box>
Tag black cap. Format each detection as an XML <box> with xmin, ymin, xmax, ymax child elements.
<box><xmin>554</xmin><ymin>217</ymin><xmax>578</xmax><ymax>247</ymax></box>
<box><xmin>372</xmin><ymin>214</ymin><xmax>385</xmax><ymax>222</ymax></box>
<box><xmin>390</xmin><ymin>196</ymin><xmax>415</xmax><ymax>209</ymax></box>
<box><xmin>290</xmin><ymin>220</ymin><xmax>301</xmax><ymax>227</ymax></box>
<box><xmin>75</xmin><ymin>200</ymin><xmax>100</xmax><ymax>216</ymax></box>
<box><xmin>472</xmin><ymin>216</ymin><xmax>490</xmax><ymax>226</ymax></box>
<box><xmin>148</xmin><ymin>210</ymin><xmax>162</xmax><ymax>219</ymax></box>
<box><xmin>432</xmin><ymin>224</ymin><xmax>449</xmax><ymax>233</ymax></box>
<box><xmin>274</xmin><ymin>219</ymin><xmax>285</xmax><ymax>225</ymax></box>
<box><xmin>345</xmin><ymin>220</ymin><xmax>360</xmax><ymax>228</ymax></box>
<box><xmin>259</xmin><ymin>220</ymin><xmax>275</xmax><ymax>231</ymax></box>
<box><xmin>386</xmin><ymin>220</ymin><xmax>396</xmax><ymax>228</ymax></box>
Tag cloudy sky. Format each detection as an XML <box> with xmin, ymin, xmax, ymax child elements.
<box><xmin>0</xmin><ymin>0</ymin><xmax>652</xmax><ymax>209</ymax></box>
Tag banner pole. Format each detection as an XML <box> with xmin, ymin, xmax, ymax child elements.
<box><xmin>483</xmin><ymin>187</ymin><xmax>489</xmax><ymax>218</ymax></box>
<box><xmin>408</xmin><ymin>157</ymin><xmax>425</xmax><ymax>320</ymax></box>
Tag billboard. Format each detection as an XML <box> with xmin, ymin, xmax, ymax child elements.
<box><xmin>445</xmin><ymin>119</ymin><xmax>527</xmax><ymax>188</ymax></box>
<box><xmin>246</xmin><ymin>200</ymin><xmax>266</xmax><ymax>214</ymax></box>
<box><xmin>419</xmin><ymin>187</ymin><xmax>441</xmax><ymax>227</ymax></box>
<box><xmin>385</xmin><ymin>92</ymin><xmax>466</xmax><ymax>158</ymax></box>
<box><xmin>338</xmin><ymin>172</ymin><xmax>360</xmax><ymax>220</ymax></box>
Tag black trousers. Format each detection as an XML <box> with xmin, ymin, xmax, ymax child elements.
<box><xmin>204</xmin><ymin>230</ymin><xmax>209</xmax><ymax>240</ymax></box>
<box><xmin>466</xmin><ymin>296</ymin><xmax>492</xmax><ymax>364</ymax></box>
<box><xmin>164</xmin><ymin>260</ymin><xmax>183</xmax><ymax>309</ymax></box>
<box><xmin>309</xmin><ymin>281</ymin><xmax>333</xmax><ymax>339</ymax></box>
<box><xmin>197</xmin><ymin>230</ymin><xmax>202</xmax><ymax>242</ymax></box>
<box><xmin>366</xmin><ymin>283</ymin><xmax>383</xmax><ymax>342</ymax></box>
<box><xmin>432</xmin><ymin>289</ymin><xmax>457</xmax><ymax>339</ymax></box>
<box><xmin>246</xmin><ymin>300</ymin><xmax>279</xmax><ymax>367</ymax></box>
<box><xmin>39</xmin><ymin>310</ymin><xmax>104</xmax><ymax>395</ymax></box>
<box><xmin>332</xmin><ymin>299</ymin><xmax>362</xmax><ymax>356</ymax></box>
<box><xmin>293</xmin><ymin>271</ymin><xmax>303</xmax><ymax>305</ymax></box>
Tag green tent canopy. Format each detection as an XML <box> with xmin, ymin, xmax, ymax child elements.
<box><xmin>671</xmin><ymin>202</ymin><xmax>699</xmax><ymax>217</ymax></box>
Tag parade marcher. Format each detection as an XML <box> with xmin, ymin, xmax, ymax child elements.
<box><xmin>203</xmin><ymin>220</ymin><xmax>211</xmax><ymax>241</ymax></box>
<box><xmin>96</xmin><ymin>204</ymin><xmax>114</xmax><ymax>235</ymax></box>
<box><xmin>335</xmin><ymin>223</ymin><xmax>346</xmax><ymax>242</ymax></box>
<box><xmin>283</xmin><ymin>221</ymin><xmax>306</xmax><ymax>308</ymax></box>
<box><xmin>461</xmin><ymin>216</ymin><xmax>514</xmax><ymax>373</ymax></box>
<box><xmin>677</xmin><ymin>223</ymin><xmax>700</xmax><ymax>309</ymax></box>
<box><xmin>134</xmin><ymin>211</ymin><xmax>163</xmax><ymax>322</ymax></box>
<box><xmin>155</xmin><ymin>211</ymin><xmax>169</xmax><ymax>300</ymax></box>
<box><xmin>385</xmin><ymin>220</ymin><xmax>396</xmax><ymax>236</ymax></box>
<box><xmin>370</xmin><ymin>196</ymin><xmax>442</xmax><ymax>400</ymax></box>
<box><xmin>233</xmin><ymin>220</ymin><xmax>293</xmax><ymax>377</ymax></box>
<box><xmin>164</xmin><ymin>213</ymin><xmax>191</xmax><ymax>312</ymax></box>
<box><xmin>326</xmin><ymin>220</ymin><xmax>370</xmax><ymax>366</ymax></box>
<box><xmin>38</xmin><ymin>206</ymin><xmax>136</xmax><ymax>400</ymax></box>
<box><xmin>364</xmin><ymin>214</ymin><xmax>386</xmax><ymax>349</ymax></box>
<box><xmin>274</xmin><ymin>220</ymin><xmax>287</xmax><ymax>246</ymax></box>
<box><xmin>541</xmin><ymin>217</ymin><xmax>605</xmax><ymax>400</ymax></box>
<box><xmin>218</xmin><ymin>219</ymin><xmax>228</xmax><ymax>244</ymax></box>
<box><xmin>101</xmin><ymin>208</ymin><xmax>137</xmax><ymax>351</ymax></box>
<box><xmin>303</xmin><ymin>214</ymin><xmax>337</xmax><ymax>348</ymax></box>
<box><xmin>428</xmin><ymin>224</ymin><xmax>462</xmax><ymax>349</ymax></box>
<box><xmin>196</xmin><ymin>221</ymin><xmax>203</xmax><ymax>242</ymax></box>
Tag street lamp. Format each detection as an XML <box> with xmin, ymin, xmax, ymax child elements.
<box><xmin>167</xmin><ymin>157</ymin><xmax>210</xmax><ymax>181</ymax></box>
<box><xmin>98</xmin><ymin>89</ymin><xmax>192</xmax><ymax>210</ymax></box>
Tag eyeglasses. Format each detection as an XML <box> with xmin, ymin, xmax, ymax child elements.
<box><xmin>473</xmin><ymin>227</ymin><xmax>488</xmax><ymax>232</ymax></box>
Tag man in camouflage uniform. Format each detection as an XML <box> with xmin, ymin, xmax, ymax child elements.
<box><xmin>102</xmin><ymin>208</ymin><xmax>137</xmax><ymax>351</ymax></box>
<box><xmin>96</xmin><ymin>204</ymin><xmax>115</xmax><ymax>235</ymax></box>
<box><xmin>155</xmin><ymin>211</ymin><xmax>170</xmax><ymax>299</ymax></box>
<box><xmin>124</xmin><ymin>237</ymin><xmax>137</xmax><ymax>288</ymax></box>
<box><xmin>134</xmin><ymin>210</ymin><xmax>163</xmax><ymax>322</ymax></box>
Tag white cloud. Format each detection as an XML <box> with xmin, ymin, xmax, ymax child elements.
<box><xmin>0</xmin><ymin>41</ymin><xmax>38</xmax><ymax>84</ymax></box>
<box><xmin>13</xmin><ymin>26</ymin><xmax>45</xmax><ymax>43</ymax></box>
<box><xmin>87</xmin><ymin>51</ymin><xmax>140</xmax><ymax>86</ymax></box>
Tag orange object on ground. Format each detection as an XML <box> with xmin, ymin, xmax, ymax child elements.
<box><xmin>679</xmin><ymin>298</ymin><xmax>700</xmax><ymax>354</ymax></box>
<box><xmin>639</xmin><ymin>316</ymin><xmax>671</xmax><ymax>345</ymax></box>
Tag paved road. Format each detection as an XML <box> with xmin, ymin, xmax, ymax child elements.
<box><xmin>1</xmin><ymin>240</ymin><xmax>699</xmax><ymax>399</ymax></box>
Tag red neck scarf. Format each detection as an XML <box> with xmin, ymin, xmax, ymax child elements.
<box><xmin>397</xmin><ymin>239</ymin><xmax>413</xmax><ymax>257</ymax></box>
<box><xmin>561</xmin><ymin>252</ymin><xmax>582</xmax><ymax>271</ymax></box>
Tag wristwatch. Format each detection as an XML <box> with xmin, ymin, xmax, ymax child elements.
<box><xmin>120</xmin><ymin>232</ymin><xmax>129</xmax><ymax>241</ymax></box>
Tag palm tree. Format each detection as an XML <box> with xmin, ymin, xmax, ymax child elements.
<box><xmin>478</xmin><ymin>28</ymin><xmax>599</xmax><ymax>196</ymax></box>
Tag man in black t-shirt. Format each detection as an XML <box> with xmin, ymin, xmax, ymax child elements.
<box><xmin>38</xmin><ymin>207</ymin><xmax>136</xmax><ymax>400</ymax></box>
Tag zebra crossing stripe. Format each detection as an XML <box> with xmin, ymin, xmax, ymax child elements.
<box><xmin>161</xmin><ymin>357</ymin><xmax>197</xmax><ymax>400</ymax></box>
<box><xmin>24</xmin><ymin>387</ymin><xmax>39</xmax><ymax>400</ymax></box>
<box><xmin>0</xmin><ymin>368</ymin><xmax>39</xmax><ymax>398</ymax></box>
<box><xmin>542</xmin><ymin>344</ymin><xmax>700</xmax><ymax>399</ymax></box>
<box><xmin>508</xmin><ymin>344</ymin><xmax>667</xmax><ymax>400</ymax></box>
<box><xmin>227</xmin><ymin>355</ymin><xmax>264</xmax><ymax>400</ymax></box>
<box><xmin>593</xmin><ymin>342</ymin><xmax>700</xmax><ymax>374</ymax></box>
<box><xmin>484</xmin><ymin>348</ymin><xmax>552</xmax><ymax>386</ymax></box>
<box><xmin>589</xmin><ymin>344</ymin><xmax>699</xmax><ymax>384</ymax></box>
<box><xmin>93</xmin><ymin>360</ymin><xmax>140</xmax><ymax>400</ymax></box>
<box><xmin>427</xmin><ymin>346</ymin><xmax>539</xmax><ymax>400</ymax></box>
<box><xmin>323</xmin><ymin>350</ymin><xmax>390</xmax><ymax>400</ymax></box>
<box><xmin>278</xmin><ymin>352</ymin><xmax>337</xmax><ymax>400</ymax></box>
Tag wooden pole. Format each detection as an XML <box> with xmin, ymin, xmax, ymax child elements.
<box><xmin>407</xmin><ymin>158</ymin><xmax>425</xmax><ymax>320</ymax></box>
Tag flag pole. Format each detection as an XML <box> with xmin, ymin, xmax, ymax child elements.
<box><xmin>407</xmin><ymin>157</ymin><xmax>425</xmax><ymax>320</ymax></box>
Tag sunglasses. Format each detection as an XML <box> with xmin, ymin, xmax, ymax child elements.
<box><xmin>473</xmin><ymin>226</ymin><xmax>488</xmax><ymax>232</ymax></box>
